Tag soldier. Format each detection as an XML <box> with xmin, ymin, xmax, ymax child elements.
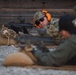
<box><xmin>32</xmin><ymin>14</ymin><xmax>76</xmax><ymax>66</ymax></box>
<box><xmin>33</xmin><ymin>10</ymin><xmax>62</xmax><ymax>44</ymax></box>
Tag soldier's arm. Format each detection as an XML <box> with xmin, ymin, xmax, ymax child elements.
<box><xmin>32</xmin><ymin>40</ymin><xmax>73</xmax><ymax>66</ymax></box>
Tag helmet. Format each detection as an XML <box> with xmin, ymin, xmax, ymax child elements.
<box><xmin>33</xmin><ymin>10</ymin><xmax>52</xmax><ymax>28</ymax></box>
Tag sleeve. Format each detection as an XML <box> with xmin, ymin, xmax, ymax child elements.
<box><xmin>33</xmin><ymin>40</ymin><xmax>73</xmax><ymax>66</ymax></box>
<box><xmin>37</xmin><ymin>28</ymin><xmax>47</xmax><ymax>36</ymax></box>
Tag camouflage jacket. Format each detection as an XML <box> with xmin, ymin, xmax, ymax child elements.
<box><xmin>33</xmin><ymin>34</ymin><xmax>76</xmax><ymax>66</ymax></box>
<box><xmin>46</xmin><ymin>18</ymin><xmax>59</xmax><ymax>36</ymax></box>
<box><xmin>37</xmin><ymin>18</ymin><xmax>59</xmax><ymax>36</ymax></box>
<box><xmin>37</xmin><ymin>18</ymin><xmax>63</xmax><ymax>44</ymax></box>
<box><xmin>47</xmin><ymin>18</ymin><xmax>63</xmax><ymax>44</ymax></box>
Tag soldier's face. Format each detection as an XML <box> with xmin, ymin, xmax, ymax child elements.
<box><xmin>39</xmin><ymin>17</ymin><xmax>48</xmax><ymax>28</ymax></box>
<box><xmin>35</xmin><ymin>16</ymin><xmax>48</xmax><ymax>28</ymax></box>
<box><xmin>61</xmin><ymin>30</ymin><xmax>71</xmax><ymax>39</ymax></box>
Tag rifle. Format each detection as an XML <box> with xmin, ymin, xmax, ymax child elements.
<box><xmin>4</xmin><ymin>17</ymin><xmax>34</xmax><ymax>34</ymax></box>
<box><xmin>16</xmin><ymin>34</ymin><xmax>57</xmax><ymax>46</ymax></box>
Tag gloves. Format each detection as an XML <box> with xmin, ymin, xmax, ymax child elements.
<box><xmin>32</xmin><ymin>41</ymin><xmax>50</xmax><ymax>55</ymax></box>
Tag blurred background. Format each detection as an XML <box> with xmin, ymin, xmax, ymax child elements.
<box><xmin>0</xmin><ymin>0</ymin><xmax>76</xmax><ymax>25</ymax></box>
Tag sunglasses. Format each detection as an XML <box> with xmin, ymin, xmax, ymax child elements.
<box><xmin>35</xmin><ymin>17</ymin><xmax>44</xmax><ymax>26</ymax></box>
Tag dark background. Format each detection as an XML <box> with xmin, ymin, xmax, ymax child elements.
<box><xmin>0</xmin><ymin>0</ymin><xmax>76</xmax><ymax>25</ymax></box>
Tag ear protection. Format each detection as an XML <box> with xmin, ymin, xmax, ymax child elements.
<box><xmin>34</xmin><ymin>24</ymin><xmax>41</xmax><ymax>28</ymax></box>
<box><xmin>34</xmin><ymin>10</ymin><xmax>52</xmax><ymax>28</ymax></box>
<box><xmin>42</xmin><ymin>10</ymin><xmax>52</xmax><ymax>22</ymax></box>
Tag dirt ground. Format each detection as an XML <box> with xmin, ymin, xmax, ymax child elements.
<box><xmin>0</xmin><ymin>45</ymin><xmax>76</xmax><ymax>75</ymax></box>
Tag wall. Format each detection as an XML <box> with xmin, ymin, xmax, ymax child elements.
<box><xmin>0</xmin><ymin>0</ymin><xmax>76</xmax><ymax>25</ymax></box>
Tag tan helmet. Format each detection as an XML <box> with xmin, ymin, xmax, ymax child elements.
<box><xmin>33</xmin><ymin>10</ymin><xmax>52</xmax><ymax>28</ymax></box>
<box><xmin>33</xmin><ymin>11</ymin><xmax>45</xmax><ymax>21</ymax></box>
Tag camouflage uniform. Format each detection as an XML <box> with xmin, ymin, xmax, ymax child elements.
<box><xmin>34</xmin><ymin>11</ymin><xmax>62</xmax><ymax>44</ymax></box>
<box><xmin>46</xmin><ymin>18</ymin><xmax>63</xmax><ymax>44</ymax></box>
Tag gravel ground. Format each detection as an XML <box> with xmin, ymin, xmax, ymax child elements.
<box><xmin>0</xmin><ymin>45</ymin><xmax>76</xmax><ymax>75</ymax></box>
